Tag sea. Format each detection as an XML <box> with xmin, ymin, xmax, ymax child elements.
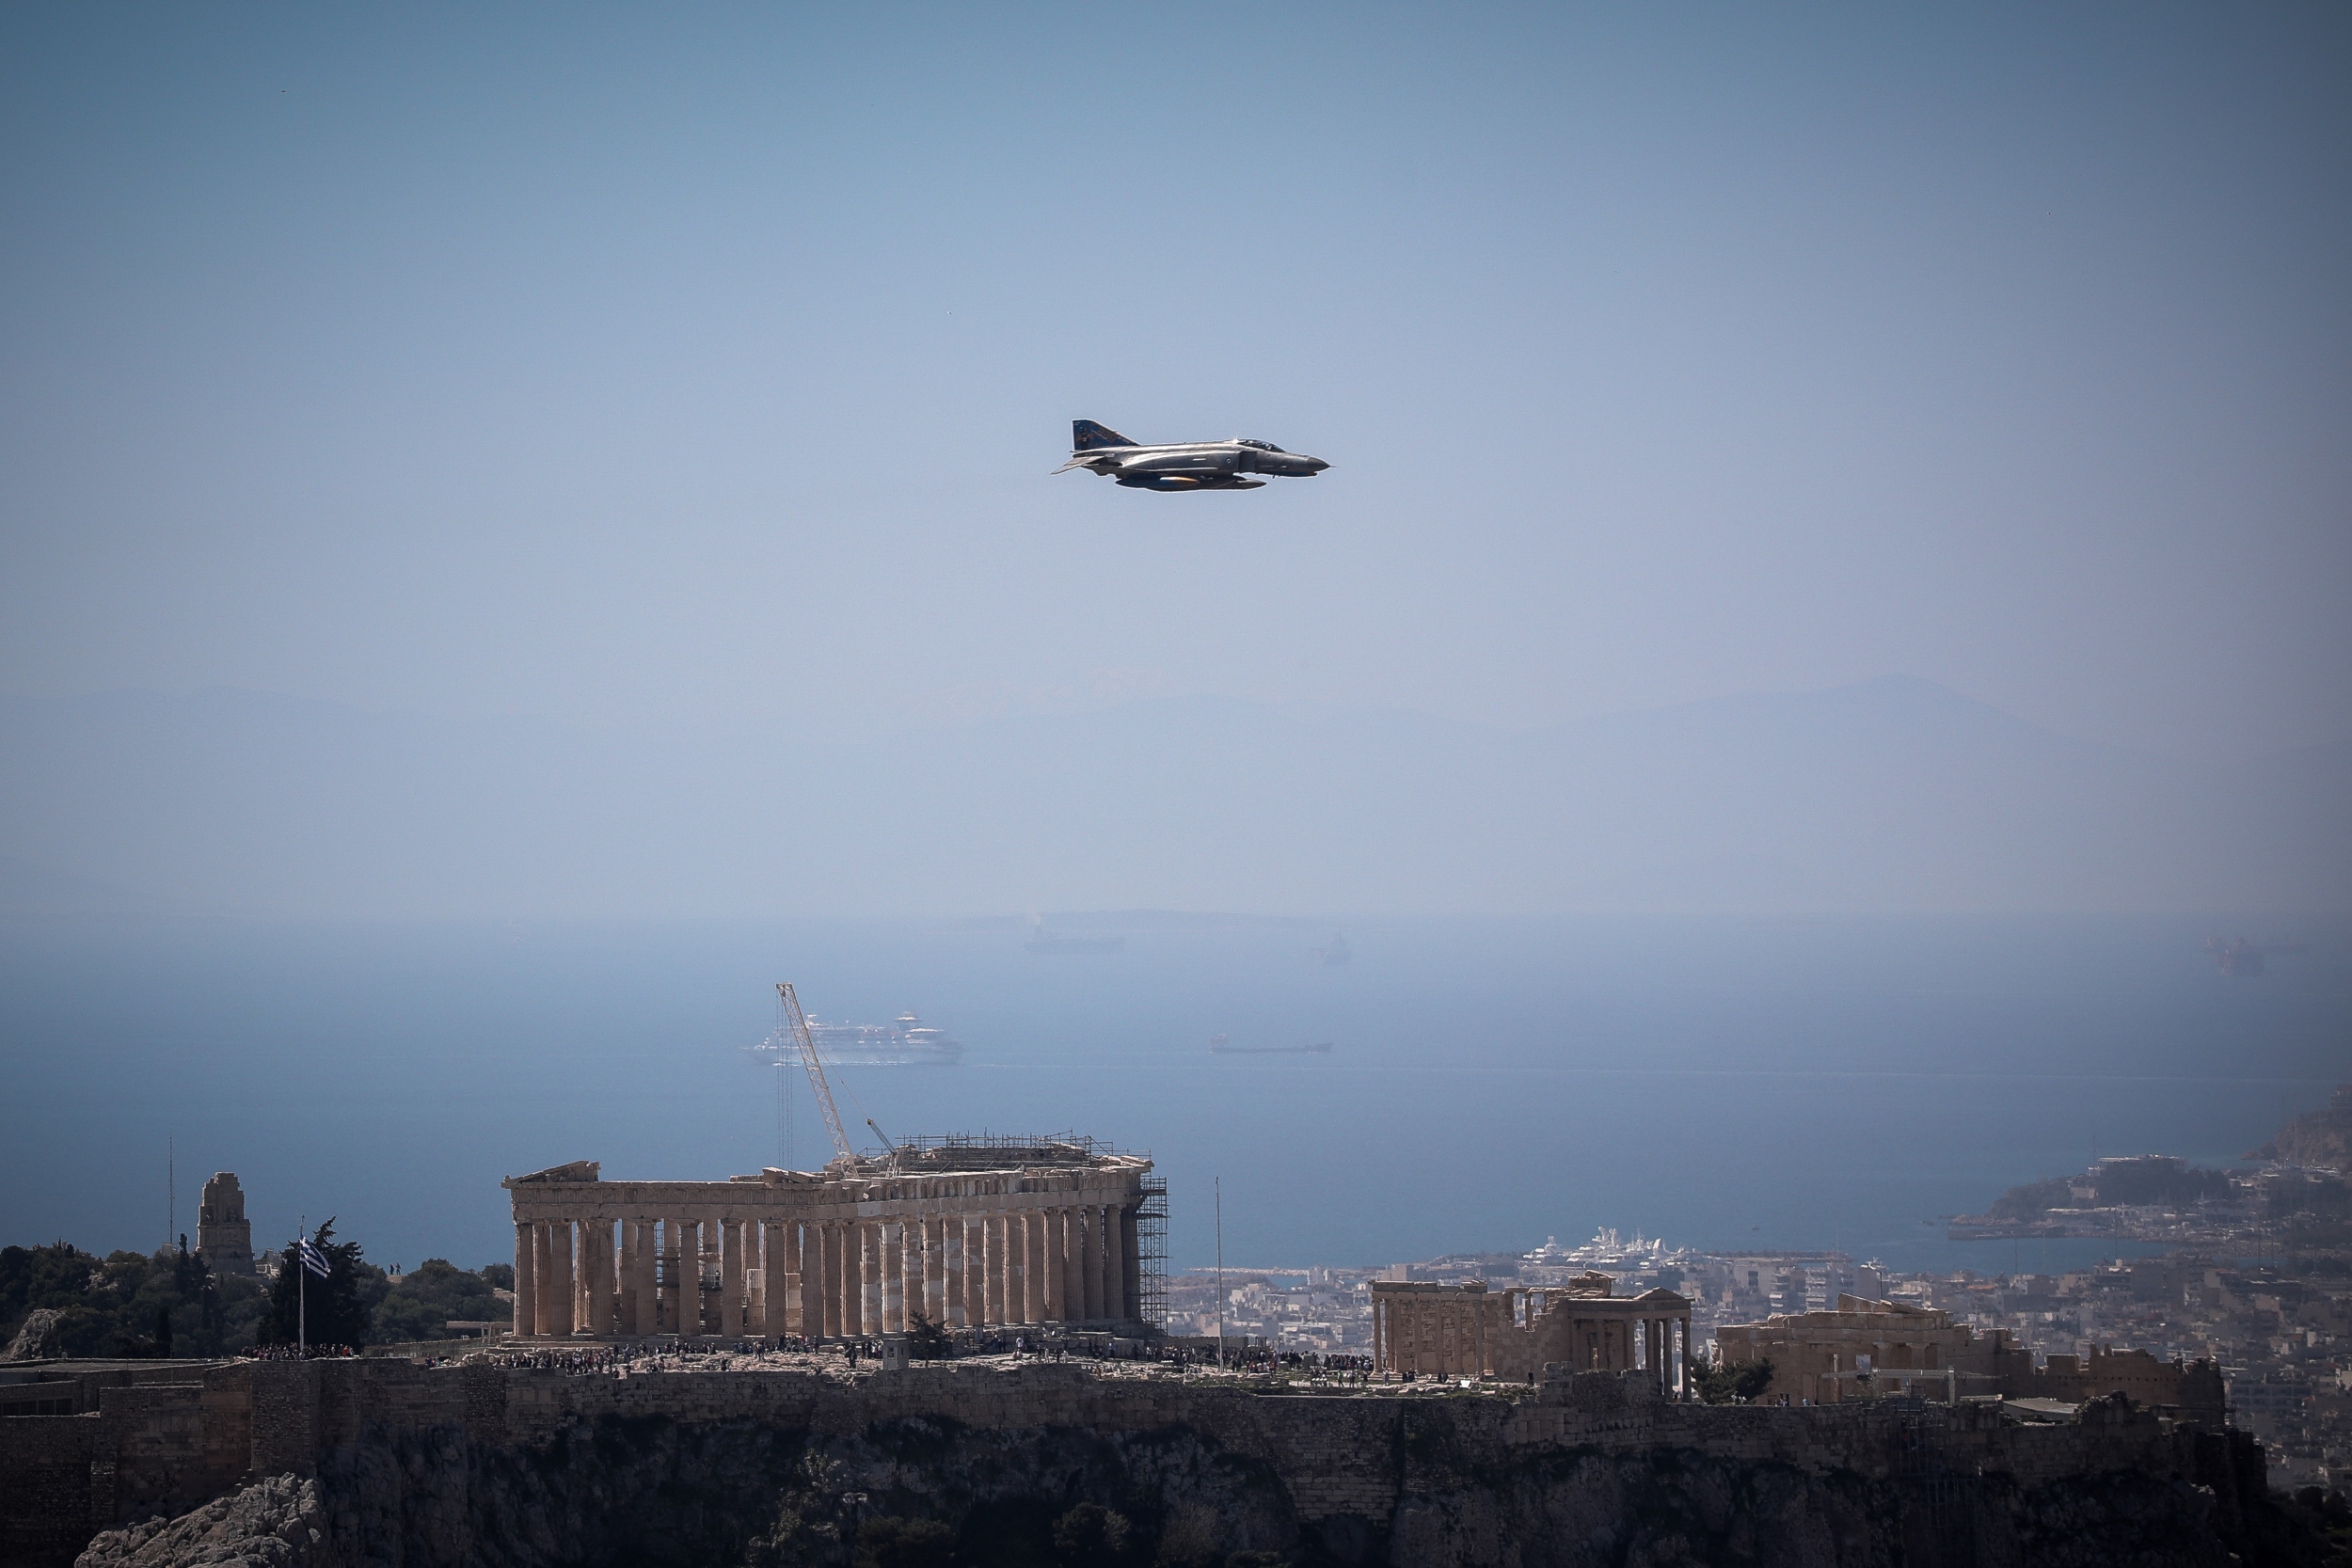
<box><xmin>1</xmin><ymin>913</ymin><xmax>2344</xmax><ymax>1281</ymax></box>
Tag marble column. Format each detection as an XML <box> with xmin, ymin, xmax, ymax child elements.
<box><xmin>1036</xmin><ymin>1210</ymin><xmax>1061</xmax><ymax>1322</ymax></box>
<box><xmin>747</xmin><ymin>1223</ymin><xmax>770</xmax><ymax>1335</ymax></box>
<box><xmin>599</xmin><ymin>1221</ymin><xmax>621</xmax><ymax>1336</ymax></box>
<box><xmin>548</xmin><ymin>1222</ymin><xmax>575</xmax><ymax>1337</ymax></box>
<box><xmin>1100</xmin><ymin>1206</ymin><xmax>1123</xmax><ymax>1322</ymax></box>
<box><xmin>901</xmin><ymin>1220</ymin><xmax>921</xmax><ymax>1327</ymax></box>
<box><xmin>903</xmin><ymin>1218</ymin><xmax>923</xmax><ymax>1327</ymax></box>
<box><xmin>513</xmin><ymin>1222</ymin><xmax>536</xmax><ymax>1338</ymax></box>
<box><xmin>809</xmin><ymin>1223</ymin><xmax>830</xmax><ymax>1337</ymax></box>
<box><xmin>1077</xmin><ymin>1206</ymin><xmax>1101</xmax><ymax>1322</ymax></box>
<box><xmin>1005</xmin><ymin>1213</ymin><xmax>1025</xmax><ymax>1325</ymax></box>
<box><xmin>615</xmin><ymin>1223</ymin><xmax>638</xmax><ymax>1336</ymax></box>
<box><xmin>840</xmin><ymin>1223</ymin><xmax>858</xmax><ymax>1337</ymax></box>
<box><xmin>818</xmin><ymin>1223</ymin><xmax>842</xmax><ymax>1338</ymax></box>
<box><xmin>972</xmin><ymin>1216</ymin><xmax>991</xmax><ymax>1326</ymax></box>
<box><xmin>984</xmin><ymin>1216</ymin><xmax>1007</xmax><ymax>1325</ymax></box>
<box><xmin>930</xmin><ymin>1217</ymin><xmax>951</xmax><ymax>1325</ymax></box>
<box><xmin>1025</xmin><ymin>1210</ymin><xmax>1049</xmax><ymax>1323</ymax></box>
<box><xmin>634</xmin><ymin>1221</ymin><xmax>658</xmax><ymax>1336</ymax></box>
<box><xmin>944</xmin><ymin>1218</ymin><xmax>965</xmax><ymax>1328</ymax></box>
<box><xmin>1034</xmin><ymin>1210</ymin><xmax>1056</xmax><ymax>1323</ymax></box>
<box><xmin>991</xmin><ymin>1213</ymin><xmax>1011</xmax><ymax>1325</ymax></box>
<box><xmin>675</xmin><ymin>1219</ymin><xmax>702</xmax><ymax>1336</ymax></box>
<box><xmin>658</xmin><ymin>1221</ymin><xmax>676</xmax><ymax>1334</ymax></box>
<box><xmin>955</xmin><ymin>1222</ymin><xmax>974</xmax><ymax>1335</ymax></box>
<box><xmin>1061</xmin><ymin>1209</ymin><xmax>1085</xmax><ymax>1323</ymax></box>
<box><xmin>879</xmin><ymin>1220</ymin><xmax>903</xmax><ymax>1331</ymax></box>
<box><xmin>569</xmin><ymin>1224</ymin><xmax>588</xmax><ymax>1331</ymax></box>
<box><xmin>906</xmin><ymin>1220</ymin><xmax>927</xmax><ymax>1329</ymax></box>
<box><xmin>997</xmin><ymin>1212</ymin><xmax>1019</xmax><ymax>1323</ymax></box>
<box><xmin>858</xmin><ymin>1222</ymin><xmax>882</xmax><ymax>1335</ymax></box>
<box><xmin>638</xmin><ymin>1219</ymin><xmax>661</xmax><ymax>1336</ymax></box>
<box><xmin>839</xmin><ymin>1222</ymin><xmax>861</xmax><ymax>1337</ymax></box>
<box><xmin>593</xmin><ymin>1222</ymin><xmax>612</xmax><ymax>1335</ymax></box>
<box><xmin>584</xmin><ymin>1222</ymin><xmax>612</xmax><ymax>1336</ymax></box>
<box><xmin>718</xmin><ymin>1220</ymin><xmax>744</xmax><ymax>1337</ymax></box>
<box><xmin>530</xmin><ymin>1223</ymin><xmax>552</xmax><ymax>1336</ymax></box>
<box><xmin>837</xmin><ymin>1222</ymin><xmax>856</xmax><ymax>1344</ymax></box>
<box><xmin>795</xmin><ymin>1223</ymin><xmax>818</xmax><ymax>1338</ymax></box>
<box><xmin>777</xmin><ymin>1221</ymin><xmax>803</xmax><ymax>1337</ymax></box>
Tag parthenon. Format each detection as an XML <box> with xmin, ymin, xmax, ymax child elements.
<box><xmin>1371</xmin><ymin>1272</ymin><xmax>1694</xmax><ymax>1391</ymax></box>
<box><xmin>502</xmin><ymin>1136</ymin><xmax>1156</xmax><ymax>1339</ymax></box>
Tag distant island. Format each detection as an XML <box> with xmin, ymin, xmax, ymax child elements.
<box><xmin>1948</xmin><ymin>1091</ymin><xmax>2350</xmax><ymax>1243</ymax></box>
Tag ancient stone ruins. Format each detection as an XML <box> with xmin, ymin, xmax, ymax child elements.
<box><xmin>1370</xmin><ymin>1270</ymin><xmax>1695</xmax><ymax>1388</ymax></box>
<box><xmin>504</xmin><ymin>1135</ymin><xmax>1159</xmax><ymax>1339</ymax></box>
<box><xmin>194</xmin><ymin>1172</ymin><xmax>253</xmax><ymax>1277</ymax></box>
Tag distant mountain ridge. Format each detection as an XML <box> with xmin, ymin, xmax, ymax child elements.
<box><xmin>0</xmin><ymin>678</ymin><xmax>2342</xmax><ymax>918</ymax></box>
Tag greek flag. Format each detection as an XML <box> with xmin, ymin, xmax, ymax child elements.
<box><xmin>297</xmin><ymin>1239</ymin><xmax>330</xmax><ymax>1279</ymax></box>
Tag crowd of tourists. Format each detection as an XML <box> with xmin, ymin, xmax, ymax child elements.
<box><xmin>404</xmin><ymin>1333</ymin><xmax>1388</xmax><ymax>1383</ymax></box>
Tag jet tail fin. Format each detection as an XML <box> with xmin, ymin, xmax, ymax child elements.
<box><xmin>1073</xmin><ymin>419</ymin><xmax>1137</xmax><ymax>451</ymax></box>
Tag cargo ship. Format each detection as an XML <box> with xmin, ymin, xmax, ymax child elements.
<box><xmin>1209</xmin><ymin>1034</ymin><xmax>1334</xmax><ymax>1055</ymax></box>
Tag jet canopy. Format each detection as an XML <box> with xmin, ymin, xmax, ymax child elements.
<box><xmin>1235</xmin><ymin>438</ymin><xmax>1286</xmax><ymax>451</ymax></box>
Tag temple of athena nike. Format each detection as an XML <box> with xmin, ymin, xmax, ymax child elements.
<box><xmin>503</xmin><ymin>1135</ymin><xmax>1160</xmax><ymax>1339</ymax></box>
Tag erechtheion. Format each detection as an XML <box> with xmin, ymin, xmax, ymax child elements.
<box><xmin>1371</xmin><ymin>1271</ymin><xmax>1694</xmax><ymax>1390</ymax></box>
<box><xmin>502</xmin><ymin>1136</ymin><xmax>1159</xmax><ymax>1339</ymax></box>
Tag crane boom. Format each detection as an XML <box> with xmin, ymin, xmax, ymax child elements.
<box><xmin>777</xmin><ymin>982</ymin><xmax>855</xmax><ymax>1164</ymax></box>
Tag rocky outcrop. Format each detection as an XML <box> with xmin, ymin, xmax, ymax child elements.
<box><xmin>3</xmin><ymin>1308</ymin><xmax>61</xmax><ymax>1362</ymax></box>
<box><xmin>2253</xmin><ymin>1083</ymin><xmax>2352</xmax><ymax>1171</ymax></box>
<box><xmin>60</xmin><ymin>1403</ymin><xmax>2321</xmax><ymax>1568</ymax></box>
<box><xmin>73</xmin><ymin>1476</ymin><xmax>322</xmax><ymax>1568</ymax></box>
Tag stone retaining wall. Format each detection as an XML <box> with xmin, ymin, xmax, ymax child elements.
<box><xmin>0</xmin><ymin>1358</ymin><xmax>2280</xmax><ymax>1568</ymax></box>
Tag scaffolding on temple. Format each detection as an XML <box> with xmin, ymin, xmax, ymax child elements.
<box><xmin>1136</xmin><ymin>1175</ymin><xmax>1168</xmax><ymax>1331</ymax></box>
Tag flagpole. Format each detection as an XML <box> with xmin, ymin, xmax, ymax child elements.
<box><xmin>298</xmin><ymin>1215</ymin><xmax>306</xmax><ymax>1358</ymax></box>
<box><xmin>1215</xmin><ymin>1178</ymin><xmax>1224</xmax><ymax>1371</ymax></box>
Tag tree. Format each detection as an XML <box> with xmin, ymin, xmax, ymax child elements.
<box><xmin>1690</xmin><ymin>1350</ymin><xmax>1774</xmax><ymax>1404</ymax></box>
<box><xmin>260</xmin><ymin>1219</ymin><xmax>373</xmax><ymax>1349</ymax></box>
<box><xmin>1</xmin><ymin>1240</ymin><xmax>264</xmax><ymax>1358</ymax></box>
<box><xmin>372</xmin><ymin>1259</ymin><xmax>505</xmax><ymax>1343</ymax></box>
<box><xmin>1051</xmin><ymin>1503</ymin><xmax>1130</xmax><ymax>1565</ymax></box>
<box><xmin>904</xmin><ymin>1310</ymin><xmax>953</xmax><ymax>1361</ymax></box>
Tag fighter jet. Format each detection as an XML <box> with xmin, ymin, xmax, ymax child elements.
<box><xmin>1053</xmin><ymin>420</ymin><xmax>1329</xmax><ymax>491</ymax></box>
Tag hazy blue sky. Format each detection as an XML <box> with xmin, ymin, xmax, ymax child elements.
<box><xmin>4</xmin><ymin>3</ymin><xmax>2346</xmax><ymax>761</ymax></box>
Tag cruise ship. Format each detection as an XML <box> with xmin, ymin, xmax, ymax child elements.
<box><xmin>764</xmin><ymin>1012</ymin><xmax>963</xmax><ymax>1068</ymax></box>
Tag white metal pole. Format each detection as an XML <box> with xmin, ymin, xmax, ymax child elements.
<box><xmin>1215</xmin><ymin>1178</ymin><xmax>1224</xmax><ymax>1370</ymax></box>
<box><xmin>297</xmin><ymin>1216</ymin><xmax>307</xmax><ymax>1358</ymax></box>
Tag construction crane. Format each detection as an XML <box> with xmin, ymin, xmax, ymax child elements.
<box><xmin>776</xmin><ymin>982</ymin><xmax>855</xmax><ymax>1165</ymax></box>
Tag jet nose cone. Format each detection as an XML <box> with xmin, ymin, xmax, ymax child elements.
<box><xmin>1303</xmin><ymin>455</ymin><xmax>1329</xmax><ymax>472</ymax></box>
